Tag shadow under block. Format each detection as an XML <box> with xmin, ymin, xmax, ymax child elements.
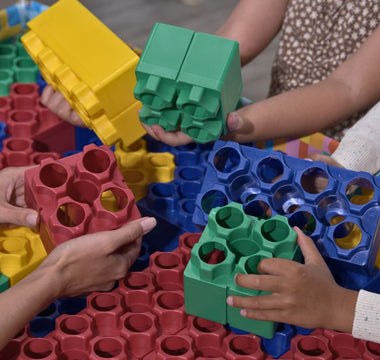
<box><xmin>21</xmin><ymin>0</ymin><xmax>146</xmax><ymax>147</ymax></box>
<box><xmin>135</xmin><ymin>23</ymin><xmax>242</xmax><ymax>143</ymax></box>
<box><xmin>193</xmin><ymin>140</ymin><xmax>380</xmax><ymax>291</ymax></box>
<box><xmin>184</xmin><ymin>202</ymin><xmax>299</xmax><ymax>338</ymax></box>
<box><xmin>0</xmin><ymin>227</ymin><xmax>46</xmax><ymax>286</ymax></box>
<box><xmin>24</xmin><ymin>144</ymin><xmax>140</xmax><ymax>253</ymax></box>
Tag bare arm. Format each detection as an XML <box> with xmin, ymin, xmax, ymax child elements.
<box><xmin>215</xmin><ymin>0</ymin><xmax>289</xmax><ymax>65</ymax></box>
<box><xmin>227</xmin><ymin>25</ymin><xmax>380</xmax><ymax>142</ymax></box>
<box><xmin>0</xmin><ymin>217</ymin><xmax>156</xmax><ymax>350</ymax></box>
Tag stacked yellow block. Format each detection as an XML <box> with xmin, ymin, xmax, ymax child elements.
<box><xmin>115</xmin><ymin>139</ymin><xmax>176</xmax><ymax>201</ymax></box>
<box><xmin>21</xmin><ymin>0</ymin><xmax>145</xmax><ymax>147</ymax></box>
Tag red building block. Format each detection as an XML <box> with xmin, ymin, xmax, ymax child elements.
<box><xmin>9</xmin><ymin>83</ymin><xmax>39</xmax><ymax>110</ymax></box>
<box><xmin>24</xmin><ymin>144</ymin><xmax>140</xmax><ymax>252</ymax></box>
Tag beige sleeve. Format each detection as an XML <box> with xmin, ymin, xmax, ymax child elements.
<box><xmin>331</xmin><ymin>100</ymin><xmax>380</xmax><ymax>174</ymax></box>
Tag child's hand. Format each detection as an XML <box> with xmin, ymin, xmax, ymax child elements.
<box><xmin>141</xmin><ymin>123</ymin><xmax>194</xmax><ymax>147</ymax></box>
<box><xmin>41</xmin><ymin>85</ymin><xmax>85</xmax><ymax>127</ymax></box>
<box><xmin>226</xmin><ymin>228</ymin><xmax>358</xmax><ymax>332</ymax></box>
<box><xmin>308</xmin><ymin>153</ymin><xmax>344</xmax><ymax>168</ymax></box>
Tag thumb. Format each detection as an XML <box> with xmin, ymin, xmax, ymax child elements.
<box><xmin>294</xmin><ymin>227</ymin><xmax>326</xmax><ymax>266</ymax></box>
<box><xmin>0</xmin><ymin>206</ymin><xmax>39</xmax><ymax>227</ymax></box>
<box><xmin>107</xmin><ymin>217</ymin><xmax>157</xmax><ymax>252</ymax></box>
<box><xmin>227</xmin><ymin>112</ymin><xmax>244</xmax><ymax>132</ymax></box>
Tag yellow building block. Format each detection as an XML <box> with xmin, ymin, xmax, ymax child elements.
<box><xmin>0</xmin><ymin>227</ymin><xmax>47</xmax><ymax>286</ymax></box>
<box><xmin>115</xmin><ymin>139</ymin><xmax>176</xmax><ymax>201</ymax></box>
<box><xmin>21</xmin><ymin>0</ymin><xmax>145</xmax><ymax>147</ymax></box>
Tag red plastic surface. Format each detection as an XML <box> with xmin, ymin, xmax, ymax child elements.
<box><xmin>24</xmin><ymin>144</ymin><xmax>140</xmax><ymax>252</ymax></box>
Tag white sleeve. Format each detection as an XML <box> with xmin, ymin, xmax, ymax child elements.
<box><xmin>352</xmin><ymin>289</ymin><xmax>380</xmax><ymax>343</ymax></box>
<box><xmin>331</xmin><ymin>100</ymin><xmax>380</xmax><ymax>174</ymax></box>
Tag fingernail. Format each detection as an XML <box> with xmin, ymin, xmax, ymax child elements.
<box><xmin>240</xmin><ymin>309</ymin><xmax>247</xmax><ymax>317</ymax></box>
<box><xmin>226</xmin><ymin>296</ymin><xmax>233</xmax><ymax>306</ymax></box>
<box><xmin>304</xmin><ymin>158</ymin><xmax>312</xmax><ymax>161</ymax></box>
<box><xmin>228</xmin><ymin>112</ymin><xmax>241</xmax><ymax>131</ymax></box>
<box><xmin>141</xmin><ymin>217</ymin><xmax>157</xmax><ymax>234</ymax></box>
<box><xmin>26</xmin><ymin>213</ymin><xmax>38</xmax><ymax>226</ymax></box>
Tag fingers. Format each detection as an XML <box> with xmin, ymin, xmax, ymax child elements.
<box><xmin>294</xmin><ymin>227</ymin><xmax>326</xmax><ymax>266</ymax></box>
<box><xmin>150</xmin><ymin>124</ymin><xmax>194</xmax><ymax>147</ymax></box>
<box><xmin>107</xmin><ymin>217</ymin><xmax>157</xmax><ymax>252</ymax></box>
<box><xmin>308</xmin><ymin>153</ymin><xmax>343</xmax><ymax>168</ymax></box>
<box><xmin>0</xmin><ymin>207</ymin><xmax>39</xmax><ymax>227</ymax></box>
<box><xmin>227</xmin><ymin>293</ymin><xmax>281</xmax><ymax>312</ymax></box>
<box><xmin>234</xmin><ymin>273</ymin><xmax>283</xmax><ymax>293</ymax></box>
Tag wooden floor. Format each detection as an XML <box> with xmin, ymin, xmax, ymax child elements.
<box><xmin>4</xmin><ymin>0</ymin><xmax>279</xmax><ymax>101</ymax></box>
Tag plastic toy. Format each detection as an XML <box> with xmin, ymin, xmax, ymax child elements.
<box><xmin>193</xmin><ymin>140</ymin><xmax>380</xmax><ymax>291</ymax></box>
<box><xmin>21</xmin><ymin>0</ymin><xmax>145</xmax><ymax>148</ymax></box>
<box><xmin>24</xmin><ymin>143</ymin><xmax>140</xmax><ymax>253</ymax></box>
<box><xmin>135</xmin><ymin>22</ymin><xmax>242</xmax><ymax>143</ymax></box>
<box><xmin>184</xmin><ymin>202</ymin><xmax>299</xmax><ymax>338</ymax></box>
<box><xmin>0</xmin><ymin>227</ymin><xmax>46</xmax><ymax>287</ymax></box>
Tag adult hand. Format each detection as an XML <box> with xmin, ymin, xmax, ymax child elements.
<box><xmin>0</xmin><ymin>166</ymin><xmax>39</xmax><ymax>228</ymax></box>
<box><xmin>226</xmin><ymin>227</ymin><xmax>358</xmax><ymax>332</ymax></box>
<box><xmin>39</xmin><ymin>217</ymin><xmax>157</xmax><ymax>298</ymax></box>
<box><xmin>40</xmin><ymin>85</ymin><xmax>85</xmax><ymax>127</ymax></box>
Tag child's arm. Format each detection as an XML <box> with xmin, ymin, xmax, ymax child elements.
<box><xmin>215</xmin><ymin>0</ymin><xmax>289</xmax><ymax>66</ymax></box>
<box><xmin>227</xmin><ymin>228</ymin><xmax>358</xmax><ymax>333</ymax></box>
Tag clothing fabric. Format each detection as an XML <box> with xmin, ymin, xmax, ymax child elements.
<box><xmin>353</xmin><ymin>289</ymin><xmax>380</xmax><ymax>342</ymax></box>
<box><xmin>269</xmin><ymin>0</ymin><xmax>380</xmax><ymax>140</ymax></box>
<box><xmin>332</xmin><ymin>99</ymin><xmax>380</xmax><ymax>174</ymax></box>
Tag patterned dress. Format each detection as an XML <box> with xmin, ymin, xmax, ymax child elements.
<box><xmin>269</xmin><ymin>0</ymin><xmax>380</xmax><ymax>140</ymax></box>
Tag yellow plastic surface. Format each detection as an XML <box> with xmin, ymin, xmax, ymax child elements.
<box><xmin>21</xmin><ymin>0</ymin><xmax>146</xmax><ymax>147</ymax></box>
<box><xmin>0</xmin><ymin>9</ymin><xmax>22</xmax><ymax>42</ymax></box>
<box><xmin>0</xmin><ymin>227</ymin><xmax>47</xmax><ymax>286</ymax></box>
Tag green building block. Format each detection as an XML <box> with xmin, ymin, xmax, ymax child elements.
<box><xmin>134</xmin><ymin>23</ymin><xmax>194</xmax><ymax>111</ymax></box>
<box><xmin>0</xmin><ymin>44</ymin><xmax>17</xmax><ymax>69</ymax></box>
<box><xmin>184</xmin><ymin>202</ymin><xmax>300</xmax><ymax>338</ymax></box>
<box><xmin>0</xmin><ymin>273</ymin><xmax>9</xmax><ymax>293</ymax></box>
<box><xmin>135</xmin><ymin>23</ymin><xmax>242</xmax><ymax>143</ymax></box>
<box><xmin>13</xmin><ymin>56</ymin><xmax>39</xmax><ymax>83</ymax></box>
<box><xmin>0</xmin><ymin>69</ymin><xmax>14</xmax><ymax>96</ymax></box>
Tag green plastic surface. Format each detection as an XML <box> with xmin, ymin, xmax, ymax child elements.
<box><xmin>0</xmin><ymin>273</ymin><xmax>9</xmax><ymax>293</ymax></box>
<box><xmin>184</xmin><ymin>202</ymin><xmax>300</xmax><ymax>338</ymax></box>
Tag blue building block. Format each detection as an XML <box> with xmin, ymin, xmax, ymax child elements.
<box><xmin>75</xmin><ymin>126</ymin><xmax>103</xmax><ymax>150</ymax></box>
<box><xmin>193</xmin><ymin>140</ymin><xmax>380</xmax><ymax>291</ymax></box>
<box><xmin>262</xmin><ymin>323</ymin><xmax>295</xmax><ymax>358</ymax></box>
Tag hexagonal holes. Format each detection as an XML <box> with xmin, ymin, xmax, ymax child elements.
<box><xmin>122</xmin><ymin>272</ymin><xmax>151</xmax><ymax>290</ymax></box>
<box><xmin>93</xmin><ymin>338</ymin><xmax>123</xmax><ymax>358</ymax></box>
<box><xmin>297</xmin><ymin>337</ymin><xmax>328</xmax><ymax>356</ymax></box>
<box><xmin>288</xmin><ymin>211</ymin><xmax>316</xmax><ymax>235</ymax></box>
<box><xmin>317</xmin><ymin>195</ymin><xmax>347</xmax><ymax>226</ymax></box>
<box><xmin>215</xmin><ymin>206</ymin><xmax>244</xmax><ymax>229</ymax></box>
<box><xmin>156</xmin><ymin>292</ymin><xmax>184</xmax><ymax>310</ymax></box>
<box><xmin>257</xmin><ymin>157</ymin><xmax>283</xmax><ymax>183</ymax></box>
<box><xmin>199</xmin><ymin>242</ymin><xmax>226</xmax><ymax>265</ymax></box>
<box><xmin>178</xmin><ymin>167</ymin><xmax>203</xmax><ymax>181</ymax></box>
<box><xmin>68</xmin><ymin>180</ymin><xmax>99</xmax><ymax>205</ymax></box>
<box><xmin>230</xmin><ymin>174</ymin><xmax>260</xmax><ymax>203</ymax></box>
<box><xmin>200</xmin><ymin>190</ymin><xmax>228</xmax><ymax>215</ymax></box>
<box><xmin>23</xmin><ymin>339</ymin><xmax>54</xmax><ymax>359</ymax></box>
<box><xmin>244</xmin><ymin>200</ymin><xmax>272</xmax><ymax>220</ymax></box>
<box><xmin>100</xmin><ymin>188</ymin><xmax>128</xmax><ymax>212</ymax></box>
<box><xmin>301</xmin><ymin>167</ymin><xmax>329</xmax><ymax>194</ymax></box>
<box><xmin>59</xmin><ymin>316</ymin><xmax>89</xmax><ymax>335</ymax></box>
<box><xmin>148</xmin><ymin>153</ymin><xmax>172</xmax><ymax>168</ymax></box>
<box><xmin>333</xmin><ymin>222</ymin><xmax>362</xmax><ymax>250</ymax></box>
<box><xmin>273</xmin><ymin>185</ymin><xmax>305</xmax><ymax>214</ymax></box>
<box><xmin>228</xmin><ymin>335</ymin><xmax>260</xmax><ymax>356</ymax></box>
<box><xmin>5</xmin><ymin>138</ymin><xmax>30</xmax><ymax>152</ymax></box>
<box><xmin>57</xmin><ymin>202</ymin><xmax>85</xmax><ymax>227</ymax></box>
<box><xmin>151</xmin><ymin>183</ymin><xmax>176</xmax><ymax>198</ymax></box>
<box><xmin>14</xmin><ymin>57</ymin><xmax>35</xmax><ymax>69</ymax></box>
<box><xmin>346</xmin><ymin>178</ymin><xmax>374</xmax><ymax>205</ymax></box>
<box><xmin>261</xmin><ymin>219</ymin><xmax>289</xmax><ymax>242</ymax></box>
<box><xmin>213</xmin><ymin>147</ymin><xmax>241</xmax><ymax>173</ymax></box>
<box><xmin>39</xmin><ymin>163</ymin><xmax>68</xmax><ymax>188</ymax></box>
<box><xmin>82</xmin><ymin>149</ymin><xmax>110</xmax><ymax>173</ymax></box>
<box><xmin>160</xmin><ymin>336</ymin><xmax>190</xmax><ymax>356</ymax></box>
<box><xmin>244</xmin><ymin>254</ymin><xmax>267</xmax><ymax>275</ymax></box>
<box><xmin>90</xmin><ymin>293</ymin><xmax>118</xmax><ymax>312</ymax></box>
<box><xmin>123</xmin><ymin>313</ymin><xmax>153</xmax><ymax>333</ymax></box>
<box><xmin>153</xmin><ymin>252</ymin><xmax>181</xmax><ymax>270</ymax></box>
<box><xmin>10</xmin><ymin>110</ymin><xmax>34</xmax><ymax>123</ymax></box>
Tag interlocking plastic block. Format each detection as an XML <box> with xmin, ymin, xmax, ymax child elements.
<box><xmin>0</xmin><ymin>120</ymin><xmax>7</xmax><ymax>150</ymax></box>
<box><xmin>115</xmin><ymin>138</ymin><xmax>176</xmax><ymax>201</ymax></box>
<box><xmin>9</xmin><ymin>82</ymin><xmax>39</xmax><ymax>109</ymax></box>
<box><xmin>12</xmin><ymin>55</ymin><xmax>39</xmax><ymax>82</ymax></box>
<box><xmin>0</xmin><ymin>69</ymin><xmax>14</xmax><ymax>96</ymax></box>
<box><xmin>0</xmin><ymin>326</ymin><xmax>29</xmax><ymax>360</ymax></box>
<box><xmin>0</xmin><ymin>272</ymin><xmax>9</xmax><ymax>293</ymax></box>
<box><xmin>24</xmin><ymin>143</ymin><xmax>140</xmax><ymax>252</ymax></box>
<box><xmin>135</xmin><ymin>23</ymin><xmax>242</xmax><ymax>143</ymax></box>
<box><xmin>19</xmin><ymin>337</ymin><xmax>58</xmax><ymax>360</ymax></box>
<box><xmin>261</xmin><ymin>323</ymin><xmax>296</xmax><ymax>358</ymax></box>
<box><xmin>184</xmin><ymin>202</ymin><xmax>299</xmax><ymax>338</ymax></box>
<box><xmin>0</xmin><ymin>137</ymin><xmax>60</xmax><ymax>168</ymax></box>
<box><xmin>193</xmin><ymin>140</ymin><xmax>380</xmax><ymax>290</ymax></box>
<box><xmin>0</xmin><ymin>43</ymin><xmax>17</xmax><ymax>69</ymax></box>
<box><xmin>21</xmin><ymin>0</ymin><xmax>146</xmax><ymax>148</ymax></box>
<box><xmin>0</xmin><ymin>95</ymin><xmax>12</xmax><ymax>119</ymax></box>
<box><xmin>0</xmin><ymin>227</ymin><xmax>46</xmax><ymax>286</ymax></box>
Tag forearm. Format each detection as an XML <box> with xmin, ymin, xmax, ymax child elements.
<box><xmin>0</xmin><ymin>266</ymin><xmax>59</xmax><ymax>349</ymax></box>
<box><xmin>215</xmin><ymin>0</ymin><xmax>289</xmax><ymax>66</ymax></box>
<box><xmin>231</xmin><ymin>78</ymin><xmax>359</xmax><ymax>142</ymax></box>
